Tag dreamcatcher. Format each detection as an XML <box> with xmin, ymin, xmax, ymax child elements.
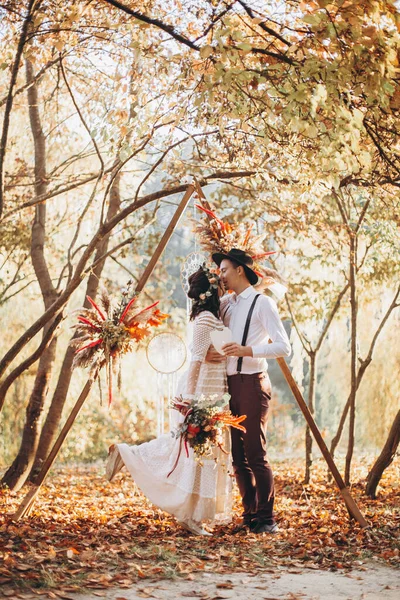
<box><xmin>146</xmin><ymin>332</ymin><xmax>187</xmax><ymax>436</ymax></box>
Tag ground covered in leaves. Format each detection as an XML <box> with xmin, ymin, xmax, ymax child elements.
<box><xmin>0</xmin><ymin>460</ymin><xmax>398</xmax><ymax>598</ymax></box>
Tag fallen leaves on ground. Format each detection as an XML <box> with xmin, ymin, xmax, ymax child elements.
<box><xmin>0</xmin><ymin>459</ymin><xmax>398</xmax><ymax>598</ymax></box>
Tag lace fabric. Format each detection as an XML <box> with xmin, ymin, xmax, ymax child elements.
<box><xmin>182</xmin><ymin>312</ymin><xmax>227</xmax><ymax>399</ymax></box>
<box><xmin>116</xmin><ymin>310</ymin><xmax>232</xmax><ymax>525</ymax></box>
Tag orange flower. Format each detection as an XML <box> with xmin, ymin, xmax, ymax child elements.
<box><xmin>125</xmin><ymin>309</ymin><xmax>168</xmax><ymax>340</ymax></box>
<box><xmin>214</xmin><ymin>412</ymin><xmax>247</xmax><ymax>433</ymax></box>
<box><xmin>147</xmin><ymin>310</ymin><xmax>169</xmax><ymax>327</ymax></box>
<box><xmin>127</xmin><ymin>325</ymin><xmax>150</xmax><ymax>341</ymax></box>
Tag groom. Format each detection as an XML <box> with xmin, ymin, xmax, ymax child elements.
<box><xmin>208</xmin><ymin>248</ymin><xmax>291</xmax><ymax>534</ymax></box>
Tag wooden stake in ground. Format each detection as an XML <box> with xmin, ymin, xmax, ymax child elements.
<box><xmin>12</xmin><ymin>380</ymin><xmax>94</xmax><ymax>519</ymax></box>
<box><xmin>193</xmin><ymin>179</ymin><xmax>368</xmax><ymax>529</ymax></box>
<box><xmin>276</xmin><ymin>358</ymin><xmax>368</xmax><ymax>528</ymax></box>
<box><xmin>12</xmin><ymin>184</ymin><xmax>196</xmax><ymax>521</ymax></box>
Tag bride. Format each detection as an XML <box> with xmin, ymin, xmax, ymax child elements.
<box><xmin>106</xmin><ymin>265</ymin><xmax>232</xmax><ymax>535</ymax></box>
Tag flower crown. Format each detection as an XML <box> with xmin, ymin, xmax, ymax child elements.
<box><xmin>193</xmin><ymin>263</ymin><xmax>221</xmax><ymax>305</ymax></box>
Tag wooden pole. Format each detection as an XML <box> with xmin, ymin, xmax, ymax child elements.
<box><xmin>135</xmin><ymin>184</ymin><xmax>195</xmax><ymax>292</ymax></box>
<box><xmin>12</xmin><ymin>380</ymin><xmax>94</xmax><ymax>520</ymax></box>
<box><xmin>194</xmin><ymin>179</ymin><xmax>368</xmax><ymax>528</ymax></box>
<box><xmin>12</xmin><ymin>184</ymin><xmax>196</xmax><ymax>521</ymax></box>
<box><xmin>276</xmin><ymin>358</ymin><xmax>368</xmax><ymax>528</ymax></box>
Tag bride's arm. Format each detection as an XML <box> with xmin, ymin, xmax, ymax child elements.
<box><xmin>185</xmin><ymin>361</ymin><xmax>202</xmax><ymax>397</ymax></box>
<box><xmin>184</xmin><ymin>313</ymin><xmax>216</xmax><ymax>397</ymax></box>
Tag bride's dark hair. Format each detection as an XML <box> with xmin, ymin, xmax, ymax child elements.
<box><xmin>188</xmin><ymin>267</ymin><xmax>220</xmax><ymax>321</ymax></box>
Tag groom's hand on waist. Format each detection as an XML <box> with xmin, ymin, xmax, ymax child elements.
<box><xmin>205</xmin><ymin>345</ymin><xmax>226</xmax><ymax>363</ymax></box>
<box><xmin>222</xmin><ymin>343</ymin><xmax>253</xmax><ymax>357</ymax></box>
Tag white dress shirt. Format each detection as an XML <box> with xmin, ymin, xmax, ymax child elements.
<box><xmin>220</xmin><ymin>286</ymin><xmax>291</xmax><ymax>376</ymax></box>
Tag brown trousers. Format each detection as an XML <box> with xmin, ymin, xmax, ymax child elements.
<box><xmin>228</xmin><ymin>372</ymin><xmax>274</xmax><ymax>524</ymax></box>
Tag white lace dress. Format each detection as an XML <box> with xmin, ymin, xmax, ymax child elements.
<box><xmin>116</xmin><ymin>311</ymin><xmax>232</xmax><ymax>525</ymax></box>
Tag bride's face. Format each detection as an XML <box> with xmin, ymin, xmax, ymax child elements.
<box><xmin>217</xmin><ymin>281</ymin><xmax>225</xmax><ymax>297</ymax></box>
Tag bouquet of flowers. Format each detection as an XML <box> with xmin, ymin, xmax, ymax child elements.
<box><xmin>70</xmin><ymin>287</ymin><xmax>168</xmax><ymax>404</ymax></box>
<box><xmin>168</xmin><ymin>393</ymin><xmax>246</xmax><ymax>476</ymax></box>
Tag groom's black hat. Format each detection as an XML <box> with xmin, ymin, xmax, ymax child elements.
<box><xmin>212</xmin><ymin>248</ymin><xmax>258</xmax><ymax>285</ymax></box>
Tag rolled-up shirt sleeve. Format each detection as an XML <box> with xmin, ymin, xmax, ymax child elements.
<box><xmin>251</xmin><ymin>296</ymin><xmax>291</xmax><ymax>359</ymax></box>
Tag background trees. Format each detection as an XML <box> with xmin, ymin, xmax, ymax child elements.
<box><xmin>0</xmin><ymin>0</ymin><xmax>399</xmax><ymax>494</ymax></box>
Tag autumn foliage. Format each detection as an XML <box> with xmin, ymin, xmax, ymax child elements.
<box><xmin>0</xmin><ymin>3</ymin><xmax>399</xmax><ymax>595</ymax></box>
<box><xmin>0</xmin><ymin>460</ymin><xmax>399</xmax><ymax>596</ymax></box>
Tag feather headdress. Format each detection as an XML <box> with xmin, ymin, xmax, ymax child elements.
<box><xmin>193</xmin><ymin>204</ymin><xmax>270</xmax><ymax>259</ymax></box>
<box><xmin>193</xmin><ymin>204</ymin><xmax>286</xmax><ymax>291</ymax></box>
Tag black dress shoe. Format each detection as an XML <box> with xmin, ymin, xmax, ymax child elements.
<box><xmin>252</xmin><ymin>520</ymin><xmax>279</xmax><ymax>534</ymax></box>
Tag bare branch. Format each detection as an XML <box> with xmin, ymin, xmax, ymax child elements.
<box><xmin>355</xmin><ymin>197</ymin><xmax>372</xmax><ymax>234</ymax></box>
<box><xmin>315</xmin><ymin>282</ymin><xmax>350</xmax><ymax>353</ymax></box>
<box><xmin>285</xmin><ymin>296</ymin><xmax>312</xmax><ymax>354</ymax></box>
<box><xmin>102</xmin><ymin>0</ymin><xmax>200</xmax><ymax>51</ymax></box>
<box><xmin>0</xmin><ymin>265</ymin><xmax>32</xmax><ymax>305</ymax></box>
<box><xmin>110</xmin><ymin>255</ymin><xmax>156</xmax><ymax>304</ymax></box>
<box><xmin>332</xmin><ymin>188</ymin><xmax>349</xmax><ymax>228</ymax></box>
<box><xmin>0</xmin><ymin>276</ymin><xmax>34</xmax><ymax>305</ymax></box>
<box><xmin>360</xmin><ymin>283</ymin><xmax>400</xmax><ymax>366</ymax></box>
<box><xmin>134</xmin><ymin>136</ymin><xmax>191</xmax><ymax>202</ymax></box>
<box><xmin>330</xmin><ymin>283</ymin><xmax>400</xmax><ymax>456</ymax></box>
<box><xmin>2</xmin><ymin>166</ymin><xmax>116</xmax><ymax>220</ymax></box>
<box><xmin>0</xmin><ymin>0</ymin><xmax>37</xmax><ymax>218</ymax></box>
<box><xmin>88</xmin><ymin>217</ymin><xmax>155</xmax><ymax>272</ymax></box>
<box><xmin>194</xmin><ymin>2</ymin><xmax>235</xmax><ymax>42</ymax></box>
<box><xmin>59</xmin><ymin>56</ymin><xmax>104</xmax><ymax>170</ymax></box>
<box><xmin>237</xmin><ymin>0</ymin><xmax>292</xmax><ymax>47</ymax></box>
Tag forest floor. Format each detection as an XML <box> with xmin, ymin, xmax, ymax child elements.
<box><xmin>0</xmin><ymin>460</ymin><xmax>398</xmax><ymax>599</ymax></box>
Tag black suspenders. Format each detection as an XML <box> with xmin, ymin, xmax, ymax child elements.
<box><xmin>237</xmin><ymin>294</ymin><xmax>260</xmax><ymax>373</ymax></box>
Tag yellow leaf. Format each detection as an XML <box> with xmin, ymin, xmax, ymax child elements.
<box><xmin>54</xmin><ymin>39</ymin><xmax>64</xmax><ymax>52</ymax></box>
<box><xmin>200</xmin><ymin>45</ymin><xmax>213</xmax><ymax>59</ymax></box>
<box><xmin>237</xmin><ymin>42</ymin><xmax>252</xmax><ymax>53</ymax></box>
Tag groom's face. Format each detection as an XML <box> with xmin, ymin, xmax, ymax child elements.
<box><xmin>220</xmin><ymin>259</ymin><xmax>241</xmax><ymax>291</ymax></box>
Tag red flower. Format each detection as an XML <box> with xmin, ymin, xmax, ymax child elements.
<box><xmin>187</xmin><ymin>424</ymin><xmax>201</xmax><ymax>435</ymax></box>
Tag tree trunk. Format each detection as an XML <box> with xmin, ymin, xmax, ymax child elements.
<box><xmin>345</xmin><ymin>233</ymin><xmax>357</xmax><ymax>486</ymax></box>
<box><xmin>30</xmin><ymin>66</ymin><xmax>137</xmax><ymax>478</ymax></box>
<box><xmin>304</xmin><ymin>351</ymin><xmax>316</xmax><ymax>484</ymax></box>
<box><xmin>1</xmin><ymin>338</ymin><xmax>58</xmax><ymax>490</ymax></box>
<box><xmin>1</xmin><ymin>60</ymin><xmax>58</xmax><ymax>491</ymax></box>
<box><xmin>29</xmin><ymin>170</ymin><xmax>122</xmax><ymax>480</ymax></box>
<box><xmin>366</xmin><ymin>410</ymin><xmax>400</xmax><ymax>498</ymax></box>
